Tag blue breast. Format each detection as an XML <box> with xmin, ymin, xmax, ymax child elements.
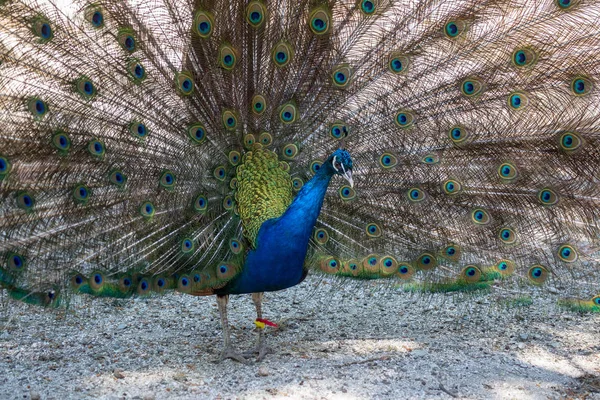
<box><xmin>223</xmin><ymin>171</ymin><xmax>333</xmax><ymax>295</ymax></box>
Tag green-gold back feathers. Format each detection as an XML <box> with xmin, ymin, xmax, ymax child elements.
<box><xmin>0</xmin><ymin>0</ymin><xmax>599</xmax><ymax>314</ymax></box>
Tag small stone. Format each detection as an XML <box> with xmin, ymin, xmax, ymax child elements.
<box><xmin>519</xmin><ymin>333</ymin><xmax>529</xmax><ymax>341</ymax></box>
<box><xmin>258</xmin><ymin>367</ymin><xmax>269</xmax><ymax>377</ymax></box>
<box><xmin>113</xmin><ymin>369</ymin><xmax>125</xmax><ymax>379</ymax></box>
<box><xmin>118</xmin><ymin>324</ymin><xmax>127</xmax><ymax>330</ymax></box>
<box><xmin>30</xmin><ymin>392</ymin><xmax>41</xmax><ymax>400</ymax></box>
<box><xmin>411</xmin><ymin>349</ymin><xmax>427</xmax><ymax>358</ymax></box>
<box><xmin>142</xmin><ymin>394</ymin><xmax>155</xmax><ymax>400</ymax></box>
<box><xmin>382</xmin><ymin>379</ymin><xmax>391</xmax><ymax>385</ymax></box>
<box><xmin>547</xmin><ymin>287</ymin><xmax>559</xmax><ymax>294</ymax></box>
<box><xmin>517</xmin><ymin>343</ymin><xmax>525</xmax><ymax>350</ymax></box>
<box><xmin>341</xmin><ymin>387</ymin><xmax>347</xmax><ymax>393</ymax></box>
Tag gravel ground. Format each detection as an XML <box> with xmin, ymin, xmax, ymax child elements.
<box><xmin>1</xmin><ymin>276</ymin><xmax>599</xmax><ymax>400</ymax></box>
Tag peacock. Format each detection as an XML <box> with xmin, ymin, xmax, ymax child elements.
<box><xmin>1</xmin><ymin>0</ymin><xmax>599</xmax><ymax>363</ymax></box>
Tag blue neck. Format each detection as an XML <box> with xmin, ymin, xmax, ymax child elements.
<box><xmin>222</xmin><ymin>165</ymin><xmax>335</xmax><ymax>294</ymax></box>
<box><xmin>278</xmin><ymin>167</ymin><xmax>333</xmax><ymax>238</ymax></box>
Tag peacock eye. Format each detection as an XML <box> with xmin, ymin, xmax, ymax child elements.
<box><xmin>334</xmin><ymin>161</ymin><xmax>342</xmax><ymax>170</ymax></box>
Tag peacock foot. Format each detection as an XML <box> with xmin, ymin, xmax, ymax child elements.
<box><xmin>218</xmin><ymin>346</ymin><xmax>250</xmax><ymax>364</ymax></box>
<box><xmin>243</xmin><ymin>342</ymin><xmax>273</xmax><ymax>361</ymax></box>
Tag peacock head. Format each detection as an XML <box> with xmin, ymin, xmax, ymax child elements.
<box><xmin>327</xmin><ymin>148</ymin><xmax>353</xmax><ymax>187</ymax></box>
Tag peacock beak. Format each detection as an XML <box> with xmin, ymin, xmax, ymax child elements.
<box><xmin>342</xmin><ymin>169</ymin><xmax>354</xmax><ymax>188</ymax></box>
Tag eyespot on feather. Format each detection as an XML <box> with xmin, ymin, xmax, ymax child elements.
<box><xmin>395</xmin><ymin>110</ymin><xmax>414</xmax><ymax>128</ymax></box>
<box><xmin>329</xmin><ymin>122</ymin><xmax>349</xmax><ymax>140</ymax></box>
<box><xmin>512</xmin><ymin>48</ymin><xmax>537</xmax><ymax>68</ymax></box>
<box><xmin>396</xmin><ymin>262</ymin><xmax>415</xmax><ymax>280</ymax></box>
<box><xmin>188</xmin><ymin>123</ymin><xmax>207</xmax><ymax>144</ymax></box>
<box><xmin>193</xmin><ymin>10</ymin><xmax>214</xmax><ymax>38</ymax></box>
<box><xmin>499</xmin><ymin>228</ymin><xmax>517</xmax><ymax>245</ymax></box>
<box><xmin>282</xmin><ymin>144</ymin><xmax>298</xmax><ymax>159</ymax></box>
<box><xmin>362</xmin><ymin>254</ymin><xmax>380</xmax><ymax>274</ymax></box>
<box><xmin>222</xmin><ymin>195</ymin><xmax>234</xmax><ymax>210</ymax></box>
<box><xmin>137</xmin><ymin>277</ymin><xmax>152</xmax><ymax>295</ymax></box>
<box><xmin>193</xmin><ymin>194</ymin><xmax>208</xmax><ymax>213</ymax></box>
<box><xmin>528</xmin><ymin>265</ymin><xmax>549</xmax><ymax>285</ymax></box>
<box><xmin>16</xmin><ymin>191</ymin><xmax>35</xmax><ymax>211</ymax></box>
<box><xmin>442</xmin><ymin>179</ymin><xmax>462</xmax><ymax>195</ymax></box>
<box><xmin>222</xmin><ymin>110</ymin><xmax>238</xmax><ymax>130</ymax></box>
<box><xmin>407</xmin><ymin>188</ymin><xmax>426</xmax><ymax>202</ymax></box>
<box><xmin>441</xmin><ymin>244</ymin><xmax>461</xmax><ymax>262</ymax></box>
<box><xmin>498</xmin><ymin>162</ymin><xmax>518</xmax><ymax>181</ymax></box>
<box><xmin>218</xmin><ymin>44</ymin><xmax>238</xmax><ymax>70</ymax></box>
<box><xmin>181</xmin><ymin>238</ymin><xmax>195</xmax><ymax>254</ymax></box>
<box><xmin>175</xmin><ymin>71</ymin><xmax>195</xmax><ymax>96</ymax></box>
<box><xmin>571</xmin><ymin>76</ymin><xmax>592</xmax><ymax>96</ymax></box>
<box><xmin>32</xmin><ymin>17</ymin><xmax>53</xmax><ymax>43</ymax></box>
<box><xmin>332</xmin><ymin>65</ymin><xmax>352</xmax><ymax>88</ymax></box>
<box><xmin>308</xmin><ymin>6</ymin><xmax>331</xmax><ymax>35</ymax></box>
<box><xmin>379</xmin><ymin>153</ymin><xmax>397</xmax><ymax>169</ymax></box>
<box><xmin>139</xmin><ymin>201</ymin><xmax>155</xmax><ymax>218</ymax></box>
<box><xmin>117</xmin><ymin>29</ymin><xmax>137</xmax><ymax>53</ymax></box>
<box><xmin>380</xmin><ymin>256</ymin><xmax>399</xmax><ymax>276</ymax></box>
<box><xmin>388</xmin><ymin>53</ymin><xmax>409</xmax><ymax>74</ymax></box>
<box><xmin>320</xmin><ymin>257</ymin><xmax>340</xmax><ymax>274</ymax></box>
<box><xmin>28</xmin><ymin>98</ymin><xmax>48</xmax><ymax>118</ymax></box>
<box><xmin>75</xmin><ymin>77</ymin><xmax>97</xmax><ymax>99</ymax></box>
<box><xmin>85</xmin><ymin>6</ymin><xmax>105</xmax><ymax>28</ymax></box>
<box><xmin>159</xmin><ymin>170</ymin><xmax>176</xmax><ymax>190</ymax></box>
<box><xmin>557</xmin><ymin>244</ymin><xmax>577</xmax><ymax>263</ymax></box>
<box><xmin>71</xmin><ymin>273</ymin><xmax>87</xmax><ymax>290</ymax></box>
<box><xmin>558</xmin><ymin>132</ymin><xmax>583</xmax><ymax>152</ymax></box>
<box><xmin>365</xmin><ymin>223</ymin><xmax>382</xmax><ymax>238</ymax></box>
<box><xmin>538</xmin><ymin>188</ymin><xmax>559</xmax><ymax>206</ymax></box>
<box><xmin>359</xmin><ymin>0</ymin><xmax>377</xmax><ymax>15</ymax></box>
<box><xmin>342</xmin><ymin>260</ymin><xmax>362</xmax><ymax>277</ymax></box>
<box><xmin>214</xmin><ymin>165</ymin><xmax>226</xmax><ymax>181</ymax></box>
<box><xmin>416</xmin><ymin>252</ymin><xmax>437</xmax><ymax>270</ymax></box>
<box><xmin>87</xmin><ymin>139</ymin><xmax>105</xmax><ymax>158</ymax></box>
<box><xmin>89</xmin><ymin>272</ymin><xmax>104</xmax><ymax>291</ymax></box>
<box><xmin>7</xmin><ymin>252</ymin><xmax>26</xmax><ymax>271</ymax></box>
<box><xmin>229</xmin><ymin>238</ymin><xmax>243</xmax><ymax>254</ymax></box>
<box><xmin>272</xmin><ymin>41</ymin><xmax>293</xmax><ymax>67</ymax></box>
<box><xmin>508</xmin><ymin>92</ymin><xmax>528</xmax><ymax>109</ymax></box>
<box><xmin>216</xmin><ymin>263</ymin><xmax>239</xmax><ymax>281</ymax></box>
<box><xmin>244</xmin><ymin>134</ymin><xmax>256</xmax><ymax>149</ymax></box>
<box><xmin>177</xmin><ymin>275</ymin><xmax>192</xmax><ymax>293</ymax></box>
<box><xmin>0</xmin><ymin>156</ymin><xmax>11</xmax><ymax>178</ymax></box>
<box><xmin>258</xmin><ymin>132</ymin><xmax>272</xmax><ymax>146</ymax></box>
<box><xmin>461</xmin><ymin>265</ymin><xmax>482</xmax><ymax>283</ymax></box>
<box><xmin>314</xmin><ymin>228</ymin><xmax>329</xmax><ymax>245</ymax></box>
<box><xmin>246</xmin><ymin>1</ymin><xmax>267</xmax><ymax>27</ymax></box>
<box><xmin>461</xmin><ymin>78</ymin><xmax>484</xmax><ymax>97</ymax></box>
<box><xmin>310</xmin><ymin>160</ymin><xmax>322</xmax><ymax>174</ymax></box>
<box><xmin>128</xmin><ymin>59</ymin><xmax>147</xmax><ymax>83</ymax></box>
<box><xmin>444</xmin><ymin>20</ymin><xmax>466</xmax><ymax>38</ymax></box>
<box><xmin>73</xmin><ymin>184</ymin><xmax>91</xmax><ymax>205</ymax></box>
<box><xmin>495</xmin><ymin>259</ymin><xmax>515</xmax><ymax>276</ymax></box>
<box><xmin>252</xmin><ymin>95</ymin><xmax>267</xmax><ymax>115</ymax></box>
<box><xmin>292</xmin><ymin>177</ymin><xmax>304</xmax><ymax>191</ymax></box>
<box><xmin>339</xmin><ymin>185</ymin><xmax>356</xmax><ymax>200</ymax></box>
<box><xmin>279</xmin><ymin>102</ymin><xmax>297</xmax><ymax>124</ymax></box>
<box><xmin>229</xmin><ymin>151</ymin><xmax>241</xmax><ymax>166</ymax></box>
<box><xmin>471</xmin><ymin>209</ymin><xmax>491</xmax><ymax>225</ymax></box>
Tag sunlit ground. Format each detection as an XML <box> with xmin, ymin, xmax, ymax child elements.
<box><xmin>1</xmin><ymin>277</ymin><xmax>599</xmax><ymax>399</ymax></box>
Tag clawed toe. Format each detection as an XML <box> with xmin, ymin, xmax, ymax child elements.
<box><xmin>243</xmin><ymin>344</ymin><xmax>273</xmax><ymax>361</ymax></box>
<box><xmin>218</xmin><ymin>347</ymin><xmax>250</xmax><ymax>364</ymax></box>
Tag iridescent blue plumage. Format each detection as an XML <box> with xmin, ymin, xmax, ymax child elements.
<box><xmin>224</xmin><ymin>150</ymin><xmax>352</xmax><ymax>294</ymax></box>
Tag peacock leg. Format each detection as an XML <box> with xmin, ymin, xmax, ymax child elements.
<box><xmin>216</xmin><ymin>294</ymin><xmax>248</xmax><ymax>363</ymax></box>
<box><xmin>244</xmin><ymin>292</ymin><xmax>273</xmax><ymax>361</ymax></box>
